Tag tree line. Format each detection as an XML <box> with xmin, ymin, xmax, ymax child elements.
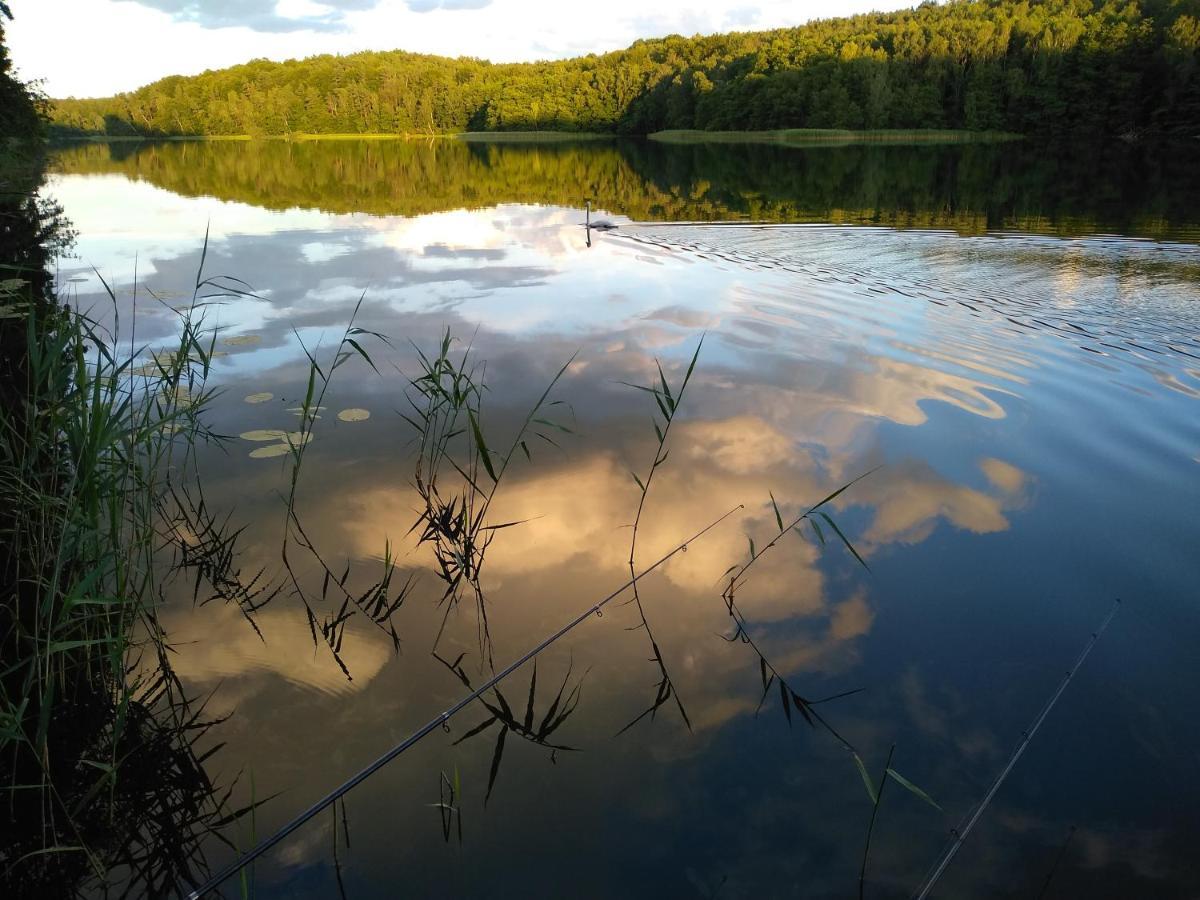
<box><xmin>46</xmin><ymin>0</ymin><xmax>1200</xmax><ymax>138</ymax></box>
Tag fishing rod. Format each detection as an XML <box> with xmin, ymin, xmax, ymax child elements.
<box><xmin>184</xmin><ymin>503</ymin><xmax>744</xmax><ymax>899</ymax></box>
<box><xmin>912</xmin><ymin>598</ymin><xmax>1121</xmax><ymax>899</ymax></box>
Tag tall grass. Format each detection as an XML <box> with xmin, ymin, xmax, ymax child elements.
<box><xmin>0</xmin><ymin>248</ymin><xmax>256</xmax><ymax>891</ymax></box>
<box><xmin>616</xmin><ymin>337</ymin><xmax>704</xmax><ymax>734</ymax></box>
<box><xmin>402</xmin><ymin>329</ymin><xmax>574</xmax><ymax>666</ymax></box>
<box><xmin>274</xmin><ymin>299</ymin><xmax>414</xmax><ymax>679</ymax></box>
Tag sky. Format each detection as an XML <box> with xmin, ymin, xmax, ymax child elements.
<box><xmin>7</xmin><ymin>0</ymin><xmax>913</xmax><ymax>98</ymax></box>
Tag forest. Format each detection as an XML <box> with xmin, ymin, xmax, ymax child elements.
<box><xmin>48</xmin><ymin>0</ymin><xmax>1200</xmax><ymax>138</ymax></box>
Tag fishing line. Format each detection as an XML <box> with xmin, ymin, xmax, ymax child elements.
<box><xmin>912</xmin><ymin>598</ymin><xmax>1121</xmax><ymax>899</ymax></box>
<box><xmin>184</xmin><ymin>503</ymin><xmax>744</xmax><ymax>899</ymax></box>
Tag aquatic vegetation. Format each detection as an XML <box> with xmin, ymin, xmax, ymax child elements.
<box><xmin>239</xmin><ymin>428</ymin><xmax>288</xmax><ymax>441</ymax></box>
<box><xmin>248</xmin><ymin>443</ymin><xmax>293</xmax><ymax>459</ymax></box>
<box><xmin>616</xmin><ymin>337</ymin><xmax>703</xmax><ymax>734</ymax></box>
<box><xmin>243</xmin><ymin>391</ymin><xmax>272</xmax><ymax>403</ymax></box>
<box><xmin>0</xmin><ymin>242</ymin><xmax>263</xmax><ymax>893</ymax></box>
<box><xmin>431</xmin><ymin>768</ymin><xmax>464</xmax><ymax>845</ymax></box>
<box><xmin>402</xmin><ymin>328</ymin><xmax>574</xmax><ymax>665</ymax></box>
<box><xmin>273</xmin><ymin>301</ymin><xmax>414</xmax><ymax>675</ymax></box>
<box><xmin>436</xmin><ymin>654</ymin><xmax>584</xmax><ymax>805</ymax></box>
<box><xmin>336</xmin><ymin>407</ymin><xmax>370</xmax><ymax>422</ymax></box>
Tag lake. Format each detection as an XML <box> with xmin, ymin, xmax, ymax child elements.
<box><xmin>46</xmin><ymin>136</ymin><xmax>1200</xmax><ymax>898</ymax></box>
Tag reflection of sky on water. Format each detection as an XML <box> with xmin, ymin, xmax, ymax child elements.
<box><xmin>48</xmin><ymin>169</ymin><xmax>1200</xmax><ymax>898</ymax></box>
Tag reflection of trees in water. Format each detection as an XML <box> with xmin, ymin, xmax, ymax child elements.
<box><xmin>51</xmin><ymin>137</ymin><xmax>1200</xmax><ymax>239</ymax></box>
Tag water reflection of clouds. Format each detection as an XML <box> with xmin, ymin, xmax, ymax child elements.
<box><xmin>145</xmin><ymin>297</ymin><xmax>1036</xmax><ymax>719</ymax></box>
<box><xmin>45</xmin><ymin>157</ymin><xmax>1200</xmax><ymax>899</ymax></box>
<box><xmin>52</xmin><ymin>191</ymin><xmax>1042</xmax><ymax>734</ymax></box>
<box><xmin>161</xmin><ymin>602</ymin><xmax>393</xmax><ymax>707</ymax></box>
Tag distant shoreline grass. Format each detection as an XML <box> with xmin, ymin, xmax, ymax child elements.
<box><xmin>454</xmin><ymin>131</ymin><xmax>610</xmax><ymax>142</ymax></box>
<box><xmin>48</xmin><ymin>130</ymin><xmax>614</xmax><ymax>144</ymax></box>
<box><xmin>50</xmin><ymin>128</ymin><xmax>1022</xmax><ymax>147</ymax></box>
<box><xmin>649</xmin><ymin>128</ymin><xmax>1023</xmax><ymax>146</ymax></box>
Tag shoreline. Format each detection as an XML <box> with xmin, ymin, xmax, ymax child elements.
<box><xmin>46</xmin><ymin>128</ymin><xmax>1019</xmax><ymax>146</ymax></box>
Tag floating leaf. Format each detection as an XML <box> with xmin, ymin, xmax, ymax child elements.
<box><xmin>244</xmin><ymin>392</ymin><xmax>273</xmax><ymax>404</ymax></box>
<box><xmin>223</xmin><ymin>334</ymin><xmax>262</xmax><ymax>347</ymax></box>
<box><xmin>337</xmin><ymin>408</ymin><xmax>370</xmax><ymax>422</ymax></box>
<box><xmin>239</xmin><ymin>429</ymin><xmax>288</xmax><ymax>442</ymax></box>
<box><xmin>249</xmin><ymin>444</ymin><xmax>292</xmax><ymax>459</ymax></box>
<box><xmin>66</xmin><ymin>275</ymin><xmax>88</xmax><ymax>284</ymax></box>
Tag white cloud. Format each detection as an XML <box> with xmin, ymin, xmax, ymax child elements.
<box><xmin>9</xmin><ymin>0</ymin><xmax>915</xmax><ymax>98</ymax></box>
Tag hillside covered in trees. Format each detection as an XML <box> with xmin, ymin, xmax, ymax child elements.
<box><xmin>50</xmin><ymin>0</ymin><xmax>1200</xmax><ymax>138</ymax></box>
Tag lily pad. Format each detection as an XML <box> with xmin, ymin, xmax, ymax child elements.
<box><xmin>337</xmin><ymin>408</ymin><xmax>370</xmax><ymax>422</ymax></box>
<box><xmin>240</xmin><ymin>429</ymin><xmax>289</xmax><ymax>442</ymax></box>
<box><xmin>249</xmin><ymin>444</ymin><xmax>293</xmax><ymax>459</ymax></box>
<box><xmin>244</xmin><ymin>392</ymin><xmax>273</xmax><ymax>404</ymax></box>
<box><xmin>223</xmin><ymin>334</ymin><xmax>262</xmax><ymax>347</ymax></box>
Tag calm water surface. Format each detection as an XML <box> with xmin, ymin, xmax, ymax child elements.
<box><xmin>48</xmin><ymin>139</ymin><xmax>1200</xmax><ymax>898</ymax></box>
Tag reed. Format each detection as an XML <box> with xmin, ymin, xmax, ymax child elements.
<box><xmin>0</xmin><ymin>241</ymin><xmax>259</xmax><ymax>890</ymax></box>
<box><xmin>273</xmin><ymin>298</ymin><xmax>414</xmax><ymax>679</ymax></box>
<box><xmin>402</xmin><ymin>328</ymin><xmax>574</xmax><ymax>666</ymax></box>
<box><xmin>615</xmin><ymin>337</ymin><xmax>704</xmax><ymax>734</ymax></box>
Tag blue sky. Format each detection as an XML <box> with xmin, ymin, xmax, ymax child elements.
<box><xmin>8</xmin><ymin>0</ymin><xmax>912</xmax><ymax>98</ymax></box>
